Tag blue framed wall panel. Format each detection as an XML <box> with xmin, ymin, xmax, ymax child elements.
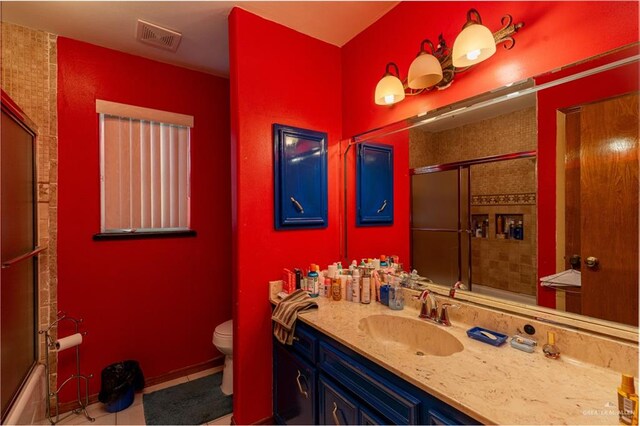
<box><xmin>356</xmin><ymin>143</ymin><xmax>394</xmax><ymax>226</ymax></box>
<box><xmin>273</xmin><ymin>124</ymin><xmax>328</xmax><ymax>230</ymax></box>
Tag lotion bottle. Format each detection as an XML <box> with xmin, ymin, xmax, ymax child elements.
<box><xmin>360</xmin><ymin>269</ymin><xmax>370</xmax><ymax>304</ymax></box>
<box><xmin>618</xmin><ymin>374</ymin><xmax>639</xmax><ymax>425</ymax></box>
<box><xmin>352</xmin><ymin>269</ymin><xmax>361</xmax><ymax>303</ymax></box>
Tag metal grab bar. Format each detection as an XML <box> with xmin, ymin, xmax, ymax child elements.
<box><xmin>1</xmin><ymin>246</ymin><xmax>46</xmax><ymax>269</ymax></box>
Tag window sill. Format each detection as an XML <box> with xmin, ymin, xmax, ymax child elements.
<box><xmin>93</xmin><ymin>230</ymin><xmax>197</xmax><ymax>241</ymax></box>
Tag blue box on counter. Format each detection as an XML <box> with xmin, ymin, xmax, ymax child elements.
<box><xmin>466</xmin><ymin>326</ymin><xmax>508</xmax><ymax>346</ymax></box>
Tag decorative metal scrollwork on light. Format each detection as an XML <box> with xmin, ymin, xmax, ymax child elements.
<box><xmin>375</xmin><ymin>8</ymin><xmax>525</xmax><ymax>106</ymax></box>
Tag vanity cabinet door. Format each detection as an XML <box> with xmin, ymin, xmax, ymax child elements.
<box><xmin>360</xmin><ymin>406</ymin><xmax>390</xmax><ymax>425</ymax></box>
<box><xmin>318</xmin><ymin>376</ymin><xmax>358</xmax><ymax>425</ymax></box>
<box><xmin>357</xmin><ymin>143</ymin><xmax>393</xmax><ymax>226</ymax></box>
<box><xmin>274</xmin><ymin>343</ymin><xmax>316</xmax><ymax>425</ymax></box>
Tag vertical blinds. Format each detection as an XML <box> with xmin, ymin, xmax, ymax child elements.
<box><xmin>100</xmin><ymin>114</ymin><xmax>190</xmax><ymax>231</ymax></box>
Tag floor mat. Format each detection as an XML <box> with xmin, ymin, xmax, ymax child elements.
<box><xmin>143</xmin><ymin>373</ymin><xmax>232</xmax><ymax>425</ymax></box>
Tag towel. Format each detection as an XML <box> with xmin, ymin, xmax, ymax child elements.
<box><xmin>272</xmin><ymin>289</ymin><xmax>318</xmax><ymax>345</ymax></box>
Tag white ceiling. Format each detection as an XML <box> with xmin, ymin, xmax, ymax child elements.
<box><xmin>1</xmin><ymin>1</ymin><xmax>398</xmax><ymax>77</ymax></box>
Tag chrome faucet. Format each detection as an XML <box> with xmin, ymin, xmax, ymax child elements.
<box><xmin>414</xmin><ymin>290</ymin><xmax>458</xmax><ymax>326</ymax></box>
<box><xmin>417</xmin><ymin>290</ymin><xmax>438</xmax><ymax>321</ymax></box>
<box><xmin>438</xmin><ymin>303</ymin><xmax>458</xmax><ymax>326</ymax></box>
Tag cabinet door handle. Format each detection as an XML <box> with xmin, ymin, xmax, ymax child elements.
<box><xmin>332</xmin><ymin>402</ymin><xmax>342</xmax><ymax>425</ymax></box>
<box><xmin>376</xmin><ymin>199</ymin><xmax>388</xmax><ymax>214</ymax></box>
<box><xmin>290</xmin><ymin>196</ymin><xmax>305</xmax><ymax>214</ymax></box>
<box><xmin>295</xmin><ymin>370</ymin><xmax>309</xmax><ymax>399</ymax></box>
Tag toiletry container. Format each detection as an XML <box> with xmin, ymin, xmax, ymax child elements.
<box><xmin>388</xmin><ymin>280</ymin><xmax>404</xmax><ymax>310</ymax></box>
<box><xmin>212</xmin><ymin>320</ymin><xmax>233</xmax><ymax>395</ymax></box>
<box><xmin>618</xmin><ymin>374</ymin><xmax>639</xmax><ymax>425</ymax></box>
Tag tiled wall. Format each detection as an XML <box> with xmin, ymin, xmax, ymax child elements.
<box><xmin>410</xmin><ymin>107</ymin><xmax>537</xmax><ymax>296</ymax></box>
<box><xmin>410</xmin><ymin>107</ymin><xmax>536</xmax><ymax>169</ymax></box>
<box><xmin>1</xmin><ymin>21</ymin><xmax>58</xmax><ymax>388</ymax></box>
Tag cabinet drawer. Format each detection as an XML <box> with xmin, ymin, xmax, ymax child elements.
<box><xmin>319</xmin><ymin>376</ymin><xmax>358</xmax><ymax>425</ymax></box>
<box><xmin>319</xmin><ymin>342</ymin><xmax>420</xmax><ymax>424</ymax></box>
<box><xmin>426</xmin><ymin>409</ymin><xmax>456</xmax><ymax>425</ymax></box>
<box><xmin>292</xmin><ymin>323</ymin><xmax>317</xmax><ymax>363</ymax></box>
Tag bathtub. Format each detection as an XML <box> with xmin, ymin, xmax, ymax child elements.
<box><xmin>4</xmin><ymin>364</ymin><xmax>47</xmax><ymax>425</ymax></box>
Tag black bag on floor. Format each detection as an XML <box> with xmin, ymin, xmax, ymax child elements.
<box><xmin>98</xmin><ymin>360</ymin><xmax>145</xmax><ymax>404</ymax></box>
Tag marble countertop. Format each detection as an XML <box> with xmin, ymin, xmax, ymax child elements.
<box><xmin>275</xmin><ymin>290</ymin><xmax>631</xmax><ymax>425</ymax></box>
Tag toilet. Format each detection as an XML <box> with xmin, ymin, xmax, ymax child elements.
<box><xmin>212</xmin><ymin>320</ymin><xmax>233</xmax><ymax>395</ymax></box>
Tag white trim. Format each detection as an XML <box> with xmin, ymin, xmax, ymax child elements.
<box><xmin>96</xmin><ymin>99</ymin><xmax>193</xmax><ymax>128</ymax></box>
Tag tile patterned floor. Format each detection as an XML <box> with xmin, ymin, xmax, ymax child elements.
<box><xmin>53</xmin><ymin>367</ymin><xmax>231</xmax><ymax>425</ymax></box>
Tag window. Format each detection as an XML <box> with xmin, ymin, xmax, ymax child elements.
<box><xmin>97</xmin><ymin>100</ymin><xmax>193</xmax><ymax>236</ymax></box>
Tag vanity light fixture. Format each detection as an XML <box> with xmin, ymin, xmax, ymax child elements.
<box><xmin>374</xmin><ymin>62</ymin><xmax>406</xmax><ymax>105</ymax></box>
<box><xmin>374</xmin><ymin>8</ymin><xmax>524</xmax><ymax>106</ymax></box>
<box><xmin>452</xmin><ymin>9</ymin><xmax>496</xmax><ymax>67</ymax></box>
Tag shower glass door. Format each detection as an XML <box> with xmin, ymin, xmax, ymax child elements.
<box><xmin>1</xmin><ymin>103</ymin><xmax>38</xmax><ymax>421</ymax></box>
<box><xmin>411</xmin><ymin>168</ymin><xmax>470</xmax><ymax>287</ymax></box>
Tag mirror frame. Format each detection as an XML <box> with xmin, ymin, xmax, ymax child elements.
<box><xmin>344</xmin><ymin>44</ymin><xmax>640</xmax><ymax>342</ymax></box>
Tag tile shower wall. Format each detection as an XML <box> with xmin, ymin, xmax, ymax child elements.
<box><xmin>410</xmin><ymin>107</ymin><xmax>537</xmax><ymax>295</ymax></box>
<box><xmin>1</xmin><ymin>22</ymin><xmax>58</xmax><ymax>388</ymax></box>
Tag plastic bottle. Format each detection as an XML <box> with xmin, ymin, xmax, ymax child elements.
<box><xmin>346</xmin><ymin>275</ymin><xmax>353</xmax><ymax>302</ymax></box>
<box><xmin>307</xmin><ymin>264</ymin><xmax>319</xmax><ymax>298</ymax></box>
<box><xmin>380</xmin><ymin>255</ymin><xmax>388</xmax><ymax>268</ymax></box>
<box><xmin>352</xmin><ymin>269</ymin><xmax>361</xmax><ymax>303</ymax></box>
<box><xmin>331</xmin><ymin>274</ymin><xmax>342</xmax><ymax>301</ymax></box>
<box><xmin>388</xmin><ymin>278</ymin><xmax>404</xmax><ymax>310</ymax></box>
<box><xmin>323</xmin><ymin>276</ymin><xmax>332</xmax><ymax>298</ymax></box>
<box><xmin>514</xmin><ymin>220</ymin><xmax>524</xmax><ymax>240</ymax></box>
<box><xmin>360</xmin><ymin>268</ymin><xmax>370</xmax><ymax>304</ymax></box>
<box><xmin>618</xmin><ymin>374</ymin><xmax>639</xmax><ymax>425</ymax></box>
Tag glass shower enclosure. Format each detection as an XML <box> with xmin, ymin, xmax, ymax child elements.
<box><xmin>1</xmin><ymin>96</ymin><xmax>39</xmax><ymax>421</ymax></box>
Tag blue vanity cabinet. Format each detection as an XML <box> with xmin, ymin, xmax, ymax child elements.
<box><xmin>356</xmin><ymin>143</ymin><xmax>393</xmax><ymax>226</ymax></box>
<box><xmin>273</xmin><ymin>124</ymin><xmax>328</xmax><ymax>230</ymax></box>
<box><xmin>273</xmin><ymin>321</ymin><xmax>480</xmax><ymax>425</ymax></box>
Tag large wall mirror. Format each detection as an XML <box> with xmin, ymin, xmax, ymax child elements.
<box><xmin>345</xmin><ymin>44</ymin><xmax>639</xmax><ymax>334</ymax></box>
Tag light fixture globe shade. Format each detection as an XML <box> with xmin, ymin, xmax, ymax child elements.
<box><xmin>452</xmin><ymin>23</ymin><xmax>496</xmax><ymax>67</ymax></box>
<box><xmin>408</xmin><ymin>53</ymin><xmax>443</xmax><ymax>89</ymax></box>
<box><xmin>374</xmin><ymin>74</ymin><xmax>405</xmax><ymax>105</ymax></box>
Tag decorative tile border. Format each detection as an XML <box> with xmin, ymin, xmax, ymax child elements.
<box><xmin>472</xmin><ymin>193</ymin><xmax>536</xmax><ymax>206</ymax></box>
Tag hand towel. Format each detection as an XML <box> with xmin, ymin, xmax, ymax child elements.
<box><xmin>272</xmin><ymin>289</ymin><xmax>318</xmax><ymax>345</ymax></box>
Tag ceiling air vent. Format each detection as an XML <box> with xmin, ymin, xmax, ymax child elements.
<box><xmin>136</xmin><ymin>19</ymin><xmax>182</xmax><ymax>52</ymax></box>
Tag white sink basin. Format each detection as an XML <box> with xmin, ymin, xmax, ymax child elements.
<box><xmin>358</xmin><ymin>314</ymin><xmax>463</xmax><ymax>357</ymax></box>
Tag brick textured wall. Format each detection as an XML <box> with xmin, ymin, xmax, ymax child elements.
<box><xmin>1</xmin><ymin>21</ymin><xmax>58</xmax><ymax>388</ymax></box>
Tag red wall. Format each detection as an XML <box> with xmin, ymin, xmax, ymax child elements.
<box><xmin>229</xmin><ymin>8</ymin><xmax>342</xmax><ymax>424</ymax></box>
<box><xmin>57</xmin><ymin>38</ymin><xmax>231</xmax><ymax>401</ymax></box>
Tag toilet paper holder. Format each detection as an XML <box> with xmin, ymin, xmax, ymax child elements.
<box><xmin>39</xmin><ymin>312</ymin><xmax>94</xmax><ymax>424</ymax></box>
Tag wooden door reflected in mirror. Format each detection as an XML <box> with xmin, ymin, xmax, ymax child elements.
<box><xmin>560</xmin><ymin>92</ymin><xmax>639</xmax><ymax>326</ymax></box>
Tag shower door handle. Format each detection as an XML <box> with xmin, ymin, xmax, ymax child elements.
<box><xmin>2</xmin><ymin>246</ymin><xmax>46</xmax><ymax>269</ymax></box>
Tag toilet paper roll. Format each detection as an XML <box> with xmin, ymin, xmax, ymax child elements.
<box><xmin>55</xmin><ymin>333</ymin><xmax>83</xmax><ymax>352</ymax></box>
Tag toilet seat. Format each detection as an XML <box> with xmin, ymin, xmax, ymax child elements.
<box><xmin>214</xmin><ymin>320</ymin><xmax>232</xmax><ymax>337</ymax></box>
